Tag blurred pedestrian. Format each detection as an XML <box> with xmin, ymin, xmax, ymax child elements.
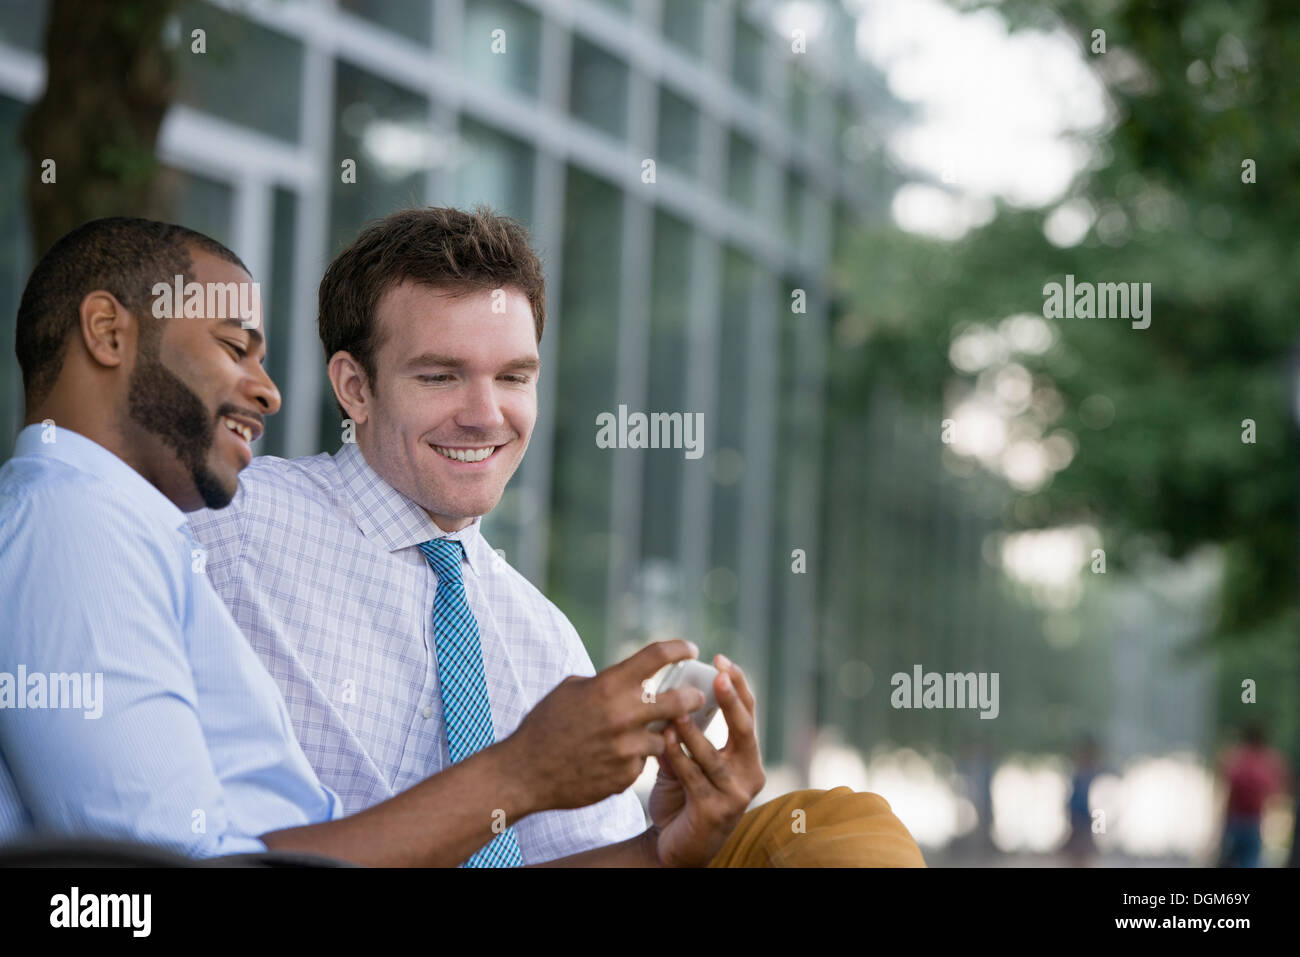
<box><xmin>1064</xmin><ymin>735</ymin><xmax>1102</xmax><ymax>866</ymax></box>
<box><xmin>1217</xmin><ymin>721</ymin><xmax>1288</xmax><ymax>867</ymax></box>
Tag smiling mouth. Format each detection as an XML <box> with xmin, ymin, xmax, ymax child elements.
<box><xmin>221</xmin><ymin>416</ymin><xmax>254</xmax><ymax>443</ymax></box>
<box><xmin>432</xmin><ymin>444</ymin><xmax>500</xmax><ymax>463</ymax></box>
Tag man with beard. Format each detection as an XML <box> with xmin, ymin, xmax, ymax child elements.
<box><xmin>0</xmin><ymin>217</ymin><xmax>735</xmax><ymax>866</ymax></box>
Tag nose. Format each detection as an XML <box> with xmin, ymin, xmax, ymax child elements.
<box><xmin>244</xmin><ymin>360</ymin><xmax>281</xmax><ymax>416</ymax></box>
<box><xmin>455</xmin><ymin>376</ymin><xmax>506</xmax><ymax>431</ymax></box>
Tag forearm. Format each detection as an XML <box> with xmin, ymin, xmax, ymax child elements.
<box><xmin>259</xmin><ymin>742</ymin><xmax>536</xmax><ymax>867</ymax></box>
<box><xmin>531</xmin><ymin>825</ymin><xmax>664</xmax><ymax>868</ymax></box>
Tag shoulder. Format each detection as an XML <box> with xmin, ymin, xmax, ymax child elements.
<box><xmin>220</xmin><ymin>451</ymin><xmax>343</xmax><ymax>512</ymax></box>
<box><xmin>0</xmin><ymin>456</ymin><xmax>170</xmax><ymax>555</ymax></box>
<box><xmin>487</xmin><ymin>552</ymin><xmax>595</xmax><ymax>674</ymax></box>
<box><xmin>0</xmin><ymin>459</ymin><xmax>186</xmax><ymax>633</ymax></box>
<box><xmin>242</xmin><ymin>451</ymin><xmax>343</xmax><ymax>499</ymax></box>
<box><xmin>188</xmin><ymin>451</ymin><xmax>343</xmax><ymax>546</ymax></box>
<box><xmin>493</xmin><ymin>555</ymin><xmax>572</xmax><ymax>628</ymax></box>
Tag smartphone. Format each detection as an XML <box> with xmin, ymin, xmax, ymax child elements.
<box><xmin>647</xmin><ymin>659</ymin><xmax>720</xmax><ymax>734</ymax></box>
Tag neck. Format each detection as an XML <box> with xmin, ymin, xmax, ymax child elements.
<box><xmin>429</xmin><ymin>513</ymin><xmax>474</xmax><ymax>534</ymax></box>
<box><xmin>28</xmin><ymin>392</ymin><xmax>189</xmax><ymax>509</ymax></box>
<box><xmin>352</xmin><ymin>434</ymin><xmax>478</xmax><ymax>535</ymax></box>
<box><xmin>27</xmin><ymin>393</ymin><xmax>120</xmax><ymax>455</ymax></box>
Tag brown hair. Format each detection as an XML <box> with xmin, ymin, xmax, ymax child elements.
<box><xmin>318</xmin><ymin>205</ymin><xmax>546</xmax><ymax>416</ymax></box>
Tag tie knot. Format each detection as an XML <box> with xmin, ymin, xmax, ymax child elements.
<box><xmin>418</xmin><ymin>538</ymin><xmax>466</xmax><ymax>581</ymax></box>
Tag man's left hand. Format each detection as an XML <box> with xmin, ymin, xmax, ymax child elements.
<box><xmin>647</xmin><ymin>654</ymin><xmax>766</xmax><ymax>867</ymax></box>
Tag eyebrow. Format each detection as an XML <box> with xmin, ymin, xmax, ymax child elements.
<box><xmin>403</xmin><ymin>353</ymin><xmax>540</xmax><ymax>374</ymax></box>
<box><xmin>217</xmin><ymin>317</ymin><xmax>265</xmax><ymax>349</ymax></box>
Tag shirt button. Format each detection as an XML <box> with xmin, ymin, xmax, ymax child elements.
<box><xmin>422</xmin><ymin>706</ymin><xmax>433</xmax><ymax>719</ymax></box>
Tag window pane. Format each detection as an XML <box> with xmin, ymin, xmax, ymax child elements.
<box><xmin>785</xmin><ymin>170</ymin><xmax>806</xmax><ymax>242</ymax></box>
<box><xmin>789</xmin><ymin>66</ymin><xmax>813</xmax><ymax>137</ymax></box>
<box><xmin>0</xmin><ymin>0</ymin><xmax>47</xmax><ymax>51</ymax></box>
<box><xmin>703</xmin><ymin>248</ymin><xmax>753</xmax><ymax>660</ymax></box>
<box><xmin>338</xmin><ymin>0</ymin><xmax>431</xmax><ymax>45</ymax></box>
<box><xmin>731</xmin><ymin>13</ymin><xmax>764</xmax><ymax>98</ymax></box>
<box><xmin>324</xmin><ymin>62</ymin><xmax>430</xmax><ymax>450</ymax></box>
<box><xmin>454</xmin><ymin>118</ymin><xmax>534</xmax><ymax>225</ymax></box>
<box><xmin>175</xmin><ymin>0</ymin><xmax>303</xmax><ymax>143</ymax></box>
<box><xmin>548</xmin><ymin>168</ymin><xmax>623</xmax><ymax>665</ymax></box>
<box><xmin>259</xmin><ymin>187</ymin><xmax>297</xmax><ymax>459</ymax></box>
<box><xmin>639</xmin><ymin>212</ymin><xmax>693</xmax><ymax>567</ymax></box>
<box><xmin>656</xmin><ymin>87</ymin><xmax>698</xmax><ymax>178</ymax></box>
<box><xmin>726</xmin><ymin>132</ymin><xmax>758</xmax><ymax>212</ymax></box>
<box><xmin>754</xmin><ymin>151</ymin><xmax>778</xmax><ymax>229</ymax></box>
<box><xmin>769</xmin><ymin>52</ymin><xmax>790</xmax><ymax>117</ymax></box>
<box><xmin>805</xmin><ymin>187</ymin><xmax>829</xmax><ymax>252</ymax></box>
<box><xmin>330</xmin><ymin>61</ymin><xmax>430</xmax><ymax>254</ymax></box>
<box><xmin>569</xmin><ymin>37</ymin><xmax>628</xmax><ymax>140</ymax></box>
<box><xmin>461</xmin><ymin>0</ymin><xmax>541</xmax><ymax>98</ymax></box>
<box><xmin>158</xmin><ymin>165</ymin><xmax>234</xmax><ymax>246</ymax></box>
<box><xmin>766</xmin><ymin>276</ymin><xmax>808</xmax><ymax>760</ymax></box>
<box><xmin>661</xmin><ymin>0</ymin><xmax>703</xmax><ymax>58</ymax></box>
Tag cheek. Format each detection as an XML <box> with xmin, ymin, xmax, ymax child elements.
<box><xmin>377</xmin><ymin>382</ymin><xmax>421</xmax><ymax>426</ymax></box>
<box><xmin>506</xmin><ymin>392</ymin><xmax>537</xmax><ymax>435</ymax></box>
<box><xmin>387</xmin><ymin>387</ymin><xmax>444</xmax><ymax>445</ymax></box>
<box><xmin>158</xmin><ymin>339</ymin><xmax>216</xmax><ymax>403</ymax></box>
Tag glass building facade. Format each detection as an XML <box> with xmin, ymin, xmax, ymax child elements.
<box><xmin>2</xmin><ymin>0</ymin><xmax>1056</xmax><ymax>783</ymax></box>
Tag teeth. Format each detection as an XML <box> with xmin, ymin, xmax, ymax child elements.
<box><xmin>434</xmin><ymin>445</ymin><xmax>495</xmax><ymax>463</ymax></box>
<box><xmin>223</xmin><ymin>417</ymin><xmax>253</xmax><ymax>443</ymax></box>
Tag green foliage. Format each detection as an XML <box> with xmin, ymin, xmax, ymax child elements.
<box><xmin>834</xmin><ymin>0</ymin><xmax>1300</xmax><ymax>645</ymax></box>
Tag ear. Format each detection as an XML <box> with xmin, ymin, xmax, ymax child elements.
<box><xmin>78</xmin><ymin>290</ymin><xmax>133</xmax><ymax>370</ymax></box>
<box><xmin>328</xmin><ymin>351</ymin><xmax>372</xmax><ymax>425</ymax></box>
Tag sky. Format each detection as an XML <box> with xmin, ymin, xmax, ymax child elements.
<box><xmin>844</xmin><ymin>0</ymin><xmax>1112</xmax><ymax>240</ymax></box>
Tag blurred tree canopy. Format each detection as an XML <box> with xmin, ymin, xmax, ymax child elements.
<box><xmin>834</xmin><ymin>0</ymin><xmax>1300</xmax><ymax>657</ymax></box>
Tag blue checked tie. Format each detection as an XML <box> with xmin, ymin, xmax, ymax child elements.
<box><xmin>418</xmin><ymin>537</ymin><xmax>523</xmax><ymax>868</ymax></box>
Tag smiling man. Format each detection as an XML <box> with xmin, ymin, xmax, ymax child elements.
<box><xmin>333</xmin><ymin>273</ymin><xmax>538</xmax><ymax>533</ymax></box>
<box><xmin>0</xmin><ymin>217</ymin><xmax>334</xmax><ymax>853</ymax></box>
<box><xmin>188</xmin><ymin>207</ymin><xmax>767</xmax><ymax>864</ymax></box>
<box><xmin>188</xmin><ymin>206</ymin><xmax>927</xmax><ymax>867</ymax></box>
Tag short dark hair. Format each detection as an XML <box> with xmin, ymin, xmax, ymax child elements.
<box><xmin>15</xmin><ymin>216</ymin><xmax>247</xmax><ymax>406</ymax></box>
<box><xmin>318</xmin><ymin>205</ymin><xmax>546</xmax><ymax>417</ymax></box>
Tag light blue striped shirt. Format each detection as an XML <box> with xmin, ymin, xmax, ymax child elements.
<box><xmin>187</xmin><ymin>442</ymin><xmax>648</xmax><ymax>864</ymax></box>
<box><xmin>0</xmin><ymin>424</ymin><xmax>342</xmax><ymax>857</ymax></box>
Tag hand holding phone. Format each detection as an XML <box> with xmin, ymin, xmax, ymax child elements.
<box><xmin>646</xmin><ymin>659</ymin><xmax>720</xmax><ymax>734</ymax></box>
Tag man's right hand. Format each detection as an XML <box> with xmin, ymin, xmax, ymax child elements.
<box><xmin>503</xmin><ymin>639</ymin><xmax>708</xmax><ymax>813</ymax></box>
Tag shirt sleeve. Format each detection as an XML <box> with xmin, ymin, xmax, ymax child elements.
<box><xmin>546</xmin><ymin>607</ymin><xmax>649</xmax><ymax>852</ymax></box>
<box><xmin>0</xmin><ymin>484</ymin><xmax>270</xmax><ymax>858</ymax></box>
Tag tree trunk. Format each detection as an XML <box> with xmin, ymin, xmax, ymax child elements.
<box><xmin>21</xmin><ymin>0</ymin><xmax>182</xmax><ymax>257</ymax></box>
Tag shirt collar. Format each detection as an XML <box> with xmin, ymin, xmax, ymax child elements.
<box><xmin>12</xmin><ymin>423</ymin><xmax>189</xmax><ymax>534</ymax></box>
<box><xmin>333</xmin><ymin>441</ymin><xmax>489</xmax><ymax>577</ymax></box>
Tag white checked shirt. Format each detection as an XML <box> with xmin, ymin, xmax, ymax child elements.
<box><xmin>187</xmin><ymin>441</ymin><xmax>647</xmax><ymax>864</ymax></box>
